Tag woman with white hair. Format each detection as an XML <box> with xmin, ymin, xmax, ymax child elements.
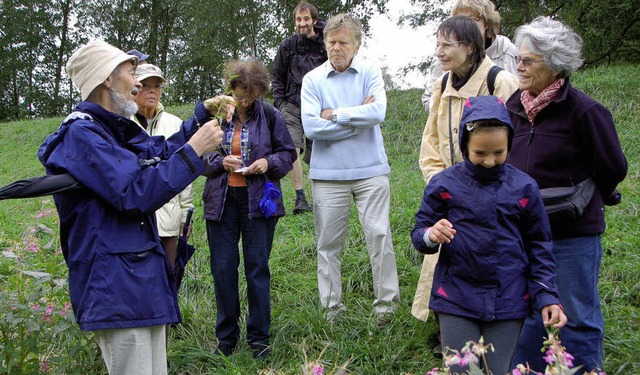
<box><xmin>507</xmin><ymin>16</ymin><xmax>627</xmax><ymax>373</ymax></box>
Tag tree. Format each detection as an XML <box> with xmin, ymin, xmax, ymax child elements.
<box><xmin>405</xmin><ymin>0</ymin><xmax>639</xmax><ymax>71</ymax></box>
<box><xmin>0</xmin><ymin>0</ymin><xmax>389</xmax><ymax>120</ymax></box>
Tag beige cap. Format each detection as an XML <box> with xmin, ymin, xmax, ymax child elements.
<box><xmin>135</xmin><ymin>64</ymin><xmax>166</xmax><ymax>83</ymax></box>
<box><xmin>66</xmin><ymin>40</ymin><xmax>138</xmax><ymax>101</ymax></box>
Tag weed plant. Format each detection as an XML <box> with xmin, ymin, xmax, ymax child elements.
<box><xmin>0</xmin><ymin>65</ymin><xmax>638</xmax><ymax>374</ymax></box>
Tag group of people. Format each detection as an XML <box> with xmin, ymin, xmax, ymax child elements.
<box><xmin>36</xmin><ymin>0</ymin><xmax>627</xmax><ymax>374</ymax></box>
<box><xmin>411</xmin><ymin>1</ymin><xmax>627</xmax><ymax>374</ymax></box>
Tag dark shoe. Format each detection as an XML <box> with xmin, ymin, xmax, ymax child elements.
<box><xmin>375</xmin><ymin>312</ymin><xmax>392</xmax><ymax>328</ymax></box>
<box><xmin>215</xmin><ymin>343</ymin><xmax>235</xmax><ymax>357</ymax></box>
<box><xmin>432</xmin><ymin>343</ymin><xmax>443</xmax><ymax>359</ymax></box>
<box><xmin>293</xmin><ymin>196</ymin><xmax>312</xmax><ymax>214</ymax></box>
<box><xmin>250</xmin><ymin>343</ymin><xmax>271</xmax><ymax>359</ymax></box>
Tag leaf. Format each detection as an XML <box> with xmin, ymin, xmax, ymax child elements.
<box><xmin>20</xmin><ymin>270</ymin><xmax>51</xmax><ymax>280</ymax></box>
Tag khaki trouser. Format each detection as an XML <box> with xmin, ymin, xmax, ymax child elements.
<box><xmin>94</xmin><ymin>325</ymin><xmax>167</xmax><ymax>375</ymax></box>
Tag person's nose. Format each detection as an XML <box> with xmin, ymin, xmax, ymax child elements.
<box><xmin>483</xmin><ymin>156</ymin><xmax>496</xmax><ymax>168</ymax></box>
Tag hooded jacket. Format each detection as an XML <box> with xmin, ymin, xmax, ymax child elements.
<box><xmin>411</xmin><ymin>96</ymin><xmax>560</xmax><ymax>321</ymax></box>
<box><xmin>201</xmin><ymin>99</ymin><xmax>296</xmax><ymax>221</ymax></box>
<box><xmin>419</xmin><ymin>56</ymin><xmax>519</xmax><ymax>184</ymax></box>
<box><xmin>38</xmin><ymin>101</ymin><xmax>211</xmax><ymax>330</ymax></box>
<box><xmin>272</xmin><ymin>19</ymin><xmax>327</xmax><ymax>110</ymax></box>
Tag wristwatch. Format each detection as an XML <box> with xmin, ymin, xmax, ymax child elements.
<box><xmin>331</xmin><ymin>112</ymin><xmax>337</xmax><ymax>123</ymax></box>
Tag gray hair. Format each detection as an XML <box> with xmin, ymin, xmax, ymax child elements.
<box><xmin>514</xmin><ymin>16</ymin><xmax>583</xmax><ymax>78</ymax></box>
<box><xmin>324</xmin><ymin>13</ymin><xmax>363</xmax><ymax>48</ymax></box>
<box><xmin>451</xmin><ymin>0</ymin><xmax>501</xmax><ymax>39</ymax></box>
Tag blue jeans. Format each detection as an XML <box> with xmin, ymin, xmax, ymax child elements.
<box><xmin>206</xmin><ymin>187</ymin><xmax>277</xmax><ymax>347</ymax></box>
<box><xmin>513</xmin><ymin>235</ymin><xmax>604</xmax><ymax>372</ymax></box>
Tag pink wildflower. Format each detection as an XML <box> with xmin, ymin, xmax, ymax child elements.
<box><xmin>312</xmin><ymin>365</ymin><xmax>324</xmax><ymax>375</ymax></box>
<box><xmin>543</xmin><ymin>349</ymin><xmax>556</xmax><ymax>364</ymax></box>
<box><xmin>444</xmin><ymin>351</ymin><xmax>461</xmax><ymax>366</ymax></box>
<box><xmin>31</xmin><ymin>303</ymin><xmax>40</xmax><ymax>311</ymax></box>
<box><xmin>40</xmin><ymin>361</ymin><xmax>49</xmax><ymax>372</ymax></box>
<box><xmin>426</xmin><ymin>369</ymin><xmax>441</xmax><ymax>375</ymax></box>
<box><xmin>36</xmin><ymin>209</ymin><xmax>53</xmax><ymax>219</ymax></box>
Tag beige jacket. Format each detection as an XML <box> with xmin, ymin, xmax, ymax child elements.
<box><xmin>412</xmin><ymin>56</ymin><xmax>518</xmax><ymax>321</ymax></box>
<box><xmin>418</xmin><ymin>56</ymin><xmax>518</xmax><ymax>184</ymax></box>
<box><xmin>132</xmin><ymin>103</ymin><xmax>194</xmax><ymax>237</ymax></box>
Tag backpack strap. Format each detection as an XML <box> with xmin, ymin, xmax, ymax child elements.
<box><xmin>487</xmin><ymin>65</ymin><xmax>504</xmax><ymax>95</ymax></box>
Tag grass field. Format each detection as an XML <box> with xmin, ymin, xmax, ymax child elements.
<box><xmin>0</xmin><ymin>64</ymin><xmax>638</xmax><ymax>374</ymax></box>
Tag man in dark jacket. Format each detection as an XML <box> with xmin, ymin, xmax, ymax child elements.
<box><xmin>38</xmin><ymin>40</ymin><xmax>224</xmax><ymax>374</ymax></box>
<box><xmin>272</xmin><ymin>1</ymin><xmax>327</xmax><ymax>214</ymax></box>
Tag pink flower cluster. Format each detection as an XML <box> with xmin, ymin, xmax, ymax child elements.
<box><xmin>30</xmin><ymin>300</ymin><xmax>72</xmax><ymax>324</ymax></box>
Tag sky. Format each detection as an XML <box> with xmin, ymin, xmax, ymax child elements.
<box><xmin>359</xmin><ymin>0</ymin><xmax>451</xmax><ymax>89</ymax></box>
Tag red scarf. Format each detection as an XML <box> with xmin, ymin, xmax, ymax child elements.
<box><xmin>520</xmin><ymin>78</ymin><xmax>565</xmax><ymax>123</ymax></box>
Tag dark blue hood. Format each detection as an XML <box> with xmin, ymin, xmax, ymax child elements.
<box><xmin>459</xmin><ymin>96</ymin><xmax>513</xmax><ymax>157</ymax></box>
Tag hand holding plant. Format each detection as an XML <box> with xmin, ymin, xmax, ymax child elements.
<box><xmin>204</xmin><ymin>95</ymin><xmax>236</xmax><ymax>123</ymax></box>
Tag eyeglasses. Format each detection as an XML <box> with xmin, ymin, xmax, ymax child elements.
<box><xmin>141</xmin><ymin>82</ymin><xmax>164</xmax><ymax>90</ymax></box>
<box><xmin>232</xmin><ymin>93</ymin><xmax>257</xmax><ymax>104</ymax></box>
<box><xmin>517</xmin><ymin>57</ymin><xmax>545</xmax><ymax>67</ymax></box>
<box><xmin>435</xmin><ymin>41</ymin><xmax>463</xmax><ymax>52</ymax></box>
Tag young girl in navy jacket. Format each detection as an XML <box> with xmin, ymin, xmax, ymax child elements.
<box><xmin>411</xmin><ymin>96</ymin><xmax>567</xmax><ymax>375</ymax></box>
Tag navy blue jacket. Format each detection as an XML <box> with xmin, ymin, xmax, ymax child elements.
<box><xmin>201</xmin><ymin>99</ymin><xmax>296</xmax><ymax>220</ymax></box>
<box><xmin>506</xmin><ymin>79</ymin><xmax>627</xmax><ymax>239</ymax></box>
<box><xmin>411</xmin><ymin>96</ymin><xmax>560</xmax><ymax>321</ymax></box>
<box><xmin>38</xmin><ymin>101</ymin><xmax>211</xmax><ymax>330</ymax></box>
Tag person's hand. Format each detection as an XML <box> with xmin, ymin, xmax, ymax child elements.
<box><xmin>187</xmin><ymin>119</ymin><xmax>223</xmax><ymax>156</ymax></box>
<box><xmin>542</xmin><ymin>304</ymin><xmax>567</xmax><ymax>328</ymax></box>
<box><xmin>362</xmin><ymin>95</ymin><xmax>375</xmax><ymax>104</ymax></box>
<box><xmin>179</xmin><ymin>222</ymin><xmax>192</xmax><ymax>239</ymax></box>
<box><xmin>204</xmin><ymin>95</ymin><xmax>236</xmax><ymax>123</ymax></box>
<box><xmin>320</xmin><ymin>108</ymin><xmax>334</xmax><ymax>121</ymax></box>
<box><xmin>243</xmin><ymin>158</ymin><xmax>268</xmax><ymax>175</ymax></box>
<box><xmin>222</xmin><ymin>155</ymin><xmax>243</xmax><ymax>172</ymax></box>
<box><xmin>428</xmin><ymin>219</ymin><xmax>456</xmax><ymax>244</ymax></box>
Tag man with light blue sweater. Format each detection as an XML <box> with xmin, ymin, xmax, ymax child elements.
<box><xmin>300</xmin><ymin>13</ymin><xmax>400</xmax><ymax>326</ymax></box>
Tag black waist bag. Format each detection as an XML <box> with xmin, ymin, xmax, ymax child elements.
<box><xmin>540</xmin><ymin>178</ymin><xmax>596</xmax><ymax>219</ymax></box>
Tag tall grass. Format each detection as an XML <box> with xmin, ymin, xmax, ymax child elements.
<box><xmin>0</xmin><ymin>64</ymin><xmax>638</xmax><ymax>374</ymax></box>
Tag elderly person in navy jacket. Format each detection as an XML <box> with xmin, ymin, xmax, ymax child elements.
<box><xmin>38</xmin><ymin>40</ymin><xmax>223</xmax><ymax>374</ymax></box>
<box><xmin>202</xmin><ymin>57</ymin><xmax>296</xmax><ymax>360</ymax></box>
<box><xmin>506</xmin><ymin>17</ymin><xmax>627</xmax><ymax>373</ymax></box>
<box><xmin>412</xmin><ymin>96</ymin><xmax>566</xmax><ymax>375</ymax></box>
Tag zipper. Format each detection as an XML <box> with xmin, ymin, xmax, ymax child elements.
<box><xmin>525</xmin><ymin>118</ymin><xmax>536</xmax><ymax>174</ymax></box>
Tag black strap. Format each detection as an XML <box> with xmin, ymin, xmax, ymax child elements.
<box><xmin>486</xmin><ymin>65</ymin><xmax>503</xmax><ymax>95</ymax></box>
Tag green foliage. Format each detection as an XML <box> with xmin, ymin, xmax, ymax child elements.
<box><xmin>407</xmin><ymin>0</ymin><xmax>640</xmax><ymax>71</ymax></box>
<box><xmin>0</xmin><ymin>65</ymin><xmax>638</xmax><ymax>373</ymax></box>
<box><xmin>0</xmin><ymin>0</ymin><xmax>389</xmax><ymax>121</ymax></box>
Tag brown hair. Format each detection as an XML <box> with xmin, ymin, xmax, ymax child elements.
<box><xmin>293</xmin><ymin>1</ymin><xmax>318</xmax><ymax>21</ymax></box>
<box><xmin>223</xmin><ymin>57</ymin><xmax>270</xmax><ymax>98</ymax></box>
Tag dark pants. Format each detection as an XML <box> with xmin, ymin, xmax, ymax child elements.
<box><xmin>439</xmin><ymin>313</ymin><xmax>523</xmax><ymax>375</ymax></box>
<box><xmin>206</xmin><ymin>187</ymin><xmax>277</xmax><ymax>347</ymax></box>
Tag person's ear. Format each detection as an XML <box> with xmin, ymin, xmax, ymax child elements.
<box><xmin>103</xmin><ymin>76</ymin><xmax>112</xmax><ymax>89</ymax></box>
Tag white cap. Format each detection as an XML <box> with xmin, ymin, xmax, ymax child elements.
<box><xmin>66</xmin><ymin>40</ymin><xmax>138</xmax><ymax>101</ymax></box>
<box><xmin>135</xmin><ymin>64</ymin><xmax>166</xmax><ymax>83</ymax></box>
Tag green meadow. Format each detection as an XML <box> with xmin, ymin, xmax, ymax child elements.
<box><xmin>0</xmin><ymin>64</ymin><xmax>638</xmax><ymax>374</ymax></box>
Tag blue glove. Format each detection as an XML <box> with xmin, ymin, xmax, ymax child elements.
<box><xmin>258</xmin><ymin>182</ymin><xmax>281</xmax><ymax>218</ymax></box>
